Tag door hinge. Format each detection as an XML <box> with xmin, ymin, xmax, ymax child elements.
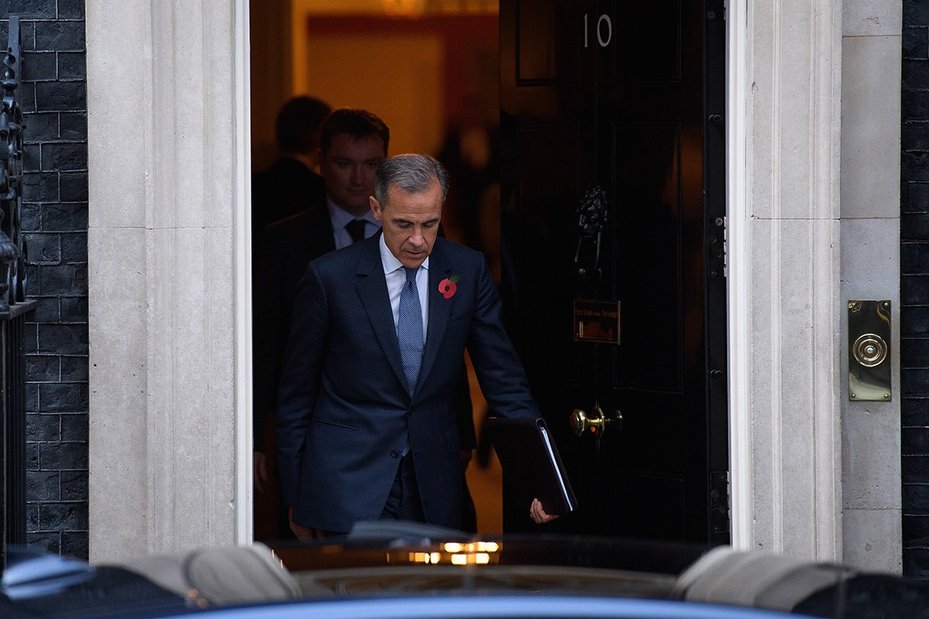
<box><xmin>710</xmin><ymin>470</ymin><xmax>730</xmax><ymax>541</ymax></box>
<box><xmin>709</xmin><ymin>216</ymin><xmax>727</xmax><ymax>279</ymax></box>
<box><xmin>708</xmin><ymin>0</ymin><xmax>726</xmax><ymax>22</ymax></box>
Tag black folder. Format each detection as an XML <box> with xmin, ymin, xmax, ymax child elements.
<box><xmin>486</xmin><ymin>416</ymin><xmax>577</xmax><ymax>515</ymax></box>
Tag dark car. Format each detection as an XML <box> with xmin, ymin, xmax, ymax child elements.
<box><xmin>1</xmin><ymin>523</ymin><xmax>928</xmax><ymax>618</ymax></box>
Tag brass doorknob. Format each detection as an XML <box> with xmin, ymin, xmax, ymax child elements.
<box><xmin>570</xmin><ymin>406</ymin><xmax>621</xmax><ymax>437</ymax></box>
<box><xmin>569</xmin><ymin>408</ymin><xmax>591</xmax><ymax>436</ymax></box>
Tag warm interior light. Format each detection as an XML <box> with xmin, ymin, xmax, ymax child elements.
<box><xmin>382</xmin><ymin>0</ymin><xmax>424</xmax><ymax>17</ymax></box>
<box><xmin>408</xmin><ymin>551</ymin><xmax>442</xmax><ymax>564</ymax></box>
<box><xmin>391</xmin><ymin>541</ymin><xmax>501</xmax><ymax>566</ymax></box>
<box><xmin>450</xmin><ymin>552</ymin><xmax>490</xmax><ymax>565</ymax></box>
<box><xmin>444</xmin><ymin>541</ymin><xmax>500</xmax><ymax>554</ymax></box>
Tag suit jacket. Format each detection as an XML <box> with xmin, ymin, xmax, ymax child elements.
<box><xmin>251</xmin><ymin>157</ymin><xmax>326</xmax><ymax>246</ymax></box>
<box><xmin>276</xmin><ymin>234</ymin><xmax>539</xmax><ymax>532</ymax></box>
<box><xmin>252</xmin><ymin>205</ymin><xmax>335</xmax><ymax>450</ymax></box>
<box><xmin>253</xmin><ymin>207</ymin><xmax>477</xmax><ymax>455</ymax></box>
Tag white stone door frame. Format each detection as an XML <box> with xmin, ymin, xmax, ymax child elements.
<box><xmin>727</xmin><ymin>0</ymin><xmax>903</xmax><ymax>571</ymax></box>
<box><xmin>232</xmin><ymin>0</ymin><xmax>255</xmax><ymax>547</ymax></box>
<box><xmin>726</xmin><ymin>0</ymin><xmax>753</xmax><ymax>553</ymax></box>
<box><xmin>726</xmin><ymin>0</ymin><xmax>845</xmax><ymax>561</ymax></box>
<box><xmin>87</xmin><ymin>0</ymin><xmax>253</xmax><ymax>561</ymax></box>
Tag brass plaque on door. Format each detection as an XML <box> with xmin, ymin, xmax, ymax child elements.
<box><xmin>573</xmin><ymin>300</ymin><xmax>620</xmax><ymax>344</ymax></box>
<box><xmin>847</xmin><ymin>300</ymin><xmax>891</xmax><ymax>401</ymax></box>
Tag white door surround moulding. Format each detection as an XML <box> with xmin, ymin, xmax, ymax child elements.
<box><xmin>86</xmin><ymin>0</ymin><xmax>253</xmax><ymax>561</ymax></box>
<box><xmin>727</xmin><ymin>0</ymin><xmax>844</xmax><ymax>561</ymax></box>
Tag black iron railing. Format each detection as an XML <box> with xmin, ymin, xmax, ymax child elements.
<box><xmin>0</xmin><ymin>15</ymin><xmax>34</xmax><ymax>572</ymax></box>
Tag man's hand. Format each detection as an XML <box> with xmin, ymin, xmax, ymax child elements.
<box><xmin>529</xmin><ymin>498</ymin><xmax>559</xmax><ymax>524</ymax></box>
<box><xmin>288</xmin><ymin>505</ymin><xmax>316</xmax><ymax>540</ymax></box>
<box><xmin>253</xmin><ymin>451</ymin><xmax>269</xmax><ymax>494</ymax></box>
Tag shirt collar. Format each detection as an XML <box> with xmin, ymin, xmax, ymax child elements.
<box><xmin>379</xmin><ymin>234</ymin><xmax>429</xmax><ymax>274</ymax></box>
<box><xmin>327</xmin><ymin>197</ymin><xmax>378</xmax><ymax>229</ymax></box>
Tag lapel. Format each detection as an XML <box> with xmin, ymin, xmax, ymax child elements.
<box><xmin>355</xmin><ymin>233</ymin><xmax>408</xmax><ymax>393</ymax></box>
<box><xmin>419</xmin><ymin>240</ymin><xmax>453</xmax><ymax>394</ymax></box>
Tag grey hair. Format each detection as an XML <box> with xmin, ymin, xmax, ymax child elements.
<box><xmin>373</xmin><ymin>154</ymin><xmax>449</xmax><ymax>207</ymax></box>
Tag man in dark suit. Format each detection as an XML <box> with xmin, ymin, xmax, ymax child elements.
<box><xmin>276</xmin><ymin>154</ymin><xmax>556</xmax><ymax>536</ymax></box>
<box><xmin>253</xmin><ymin>108</ymin><xmax>390</xmax><ymax>445</ymax></box>
<box><xmin>254</xmin><ymin>111</ymin><xmax>478</xmax><ymax>538</ymax></box>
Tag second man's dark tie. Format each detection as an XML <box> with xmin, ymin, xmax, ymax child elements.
<box><xmin>345</xmin><ymin>219</ymin><xmax>366</xmax><ymax>243</ymax></box>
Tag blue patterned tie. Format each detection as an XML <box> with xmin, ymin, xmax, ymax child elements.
<box><xmin>398</xmin><ymin>267</ymin><xmax>423</xmax><ymax>394</ymax></box>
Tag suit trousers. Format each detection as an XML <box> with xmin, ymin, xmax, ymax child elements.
<box><xmin>380</xmin><ymin>454</ymin><xmax>425</xmax><ymax>522</ymax></box>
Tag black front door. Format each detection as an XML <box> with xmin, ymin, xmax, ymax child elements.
<box><xmin>499</xmin><ymin>0</ymin><xmax>727</xmax><ymax>543</ymax></box>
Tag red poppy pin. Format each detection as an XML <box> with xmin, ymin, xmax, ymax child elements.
<box><xmin>438</xmin><ymin>275</ymin><xmax>459</xmax><ymax>300</ymax></box>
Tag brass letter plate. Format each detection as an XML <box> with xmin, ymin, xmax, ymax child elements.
<box><xmin>573</xmin><ymin>300</ymin><xmax>620</xmax><ymax>344</ymax></box>
<box><xmin>847</xmin><ymin>300</ymin><xmax>891</xmax><ymax>401</ymax></box>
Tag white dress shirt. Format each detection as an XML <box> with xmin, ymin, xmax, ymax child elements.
<box><xmin>328</xmin><ymin>199</ymin><xmax>379</xmax><ymax>249</ymax></box>
<box><xmin>379</xmin><ymin>234</ymin><xmax>429</xmax><ymax>338</ymax></box>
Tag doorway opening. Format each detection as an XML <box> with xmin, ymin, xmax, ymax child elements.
<box><xmin>249</xmin><ymin>0</ymin><xmax>507</xmax><ymax>540</ymax></box>
<box><xmin>248</xmin><ymin>0</ymin><xmax>728</xmax><ymax>544</ymax></box>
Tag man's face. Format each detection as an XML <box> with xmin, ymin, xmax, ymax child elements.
<box><xmin>370</xmin><ymin>181</ymin><xmax>443</xmax><ymax>269</ymax></box>
<box><xmin>319</xmin><ymin>133</ymin><xmax>386</xmax><ymax>216</ymax></box>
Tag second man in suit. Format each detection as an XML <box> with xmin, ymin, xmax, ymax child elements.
<box><xmin>253</xmin><ymin>108</ymin><xmax>390</xmax><ymax>440</ymax></box>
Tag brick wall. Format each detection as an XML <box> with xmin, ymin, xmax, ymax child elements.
<box><xmin>1</xmin><ymin>0</ymin><xmax>88</xmax><ymax>559</ymax></box>
<box><xmin>903</xmin><ymin>0</ymin><xmax>929</xmax><ymax>579</ymax></box>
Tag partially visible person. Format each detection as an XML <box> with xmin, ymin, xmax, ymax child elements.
<box><xmin>252</xmin><ymin>108</ymin><xmax>387</xmax><ymax>538</ymax></box>
<box><xmin>275</xmin><ymin>154</ymin><xmax>557</xmax><ymax>538</ymax></box>
<box><xmin>254</xmin><ymin>107</ymin><xmax>390</xmax><ymax>450</ymax></box>
<box><xmin>251</xmin><ymin>96</ymin><xmax>331</xmax><ymax>242</ymax></box>
<box><xmin>437</xmin><ymin>97</ymin><xmax>503</xmax><ymax>470</ymax></box>
<box><xmin>251</xmin><ymin>96</ymin><xmax>330</xmax><ymax>529</ymax></box>
<box><xmin>436</xmin><ymin>94</ymin><xmax>500</xmax><ymax>258</ymax></box>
